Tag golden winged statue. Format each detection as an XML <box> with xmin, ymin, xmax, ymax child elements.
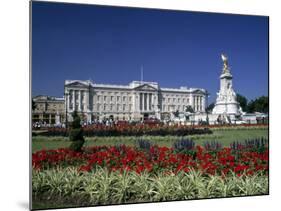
<box><xmin>221</xmin><ymin>53</ymin><xmax>229</xmax><ymax>72</ymax></box>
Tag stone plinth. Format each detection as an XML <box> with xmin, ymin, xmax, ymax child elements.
<box><xmin>212</xmin><ymin>54</ymin><xmax>242</xmax><ymax>117</ymax></box>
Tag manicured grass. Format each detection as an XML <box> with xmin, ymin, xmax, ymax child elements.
<box><xmin>32</xmin><ymin>128</ymin><xmax>268</xmax><ymax>152</ymax></box>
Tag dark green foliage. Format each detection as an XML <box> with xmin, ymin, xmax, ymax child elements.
<box><xmin>206</xmin><ymin>103</ymin><xmax>215</xmax><ymax>113</ymax></box>
<box><xmin>69</xmin><ymin>129</ymin><xmax>84</xmax><ymax>142</ymax></box>
<box><xmin>47</xmin><ymin>126</ymin><xmax>213</xmax><ymax>137</ymax></box>
<box><xmin>69</xmin><ymin>111</ymin><xmax>85</xmax><ymax>152</ymax></box>
<box><xmin>247</xmin><ymin>96</ymin><xmax>269</xmax><ymax>113</ymax></box>
<box><xmin>236</xmin><ymin>94</ymin><xmax>248</xmax><ymax>112</ymax></box>
<box><xmin>71</xmin><ymin>111</ymin><xmax>81</xmax><ymax>129</ymax></box>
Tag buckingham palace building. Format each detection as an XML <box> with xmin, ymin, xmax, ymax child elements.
<box><xmin>64</xmin><ymin>80</ymin><xmax>208</xmax><ymax>122</ymax></box>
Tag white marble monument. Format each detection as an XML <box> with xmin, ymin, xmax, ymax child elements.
<box><xmin>212</xmin><ymin>54</ymin><xmax>242</xmax><ymax>120</ymax></box>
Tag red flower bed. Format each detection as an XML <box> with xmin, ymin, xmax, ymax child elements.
<box><xmin>42</xmin><ymin>123</ymin><xmax>268</xmax><ymax>137</ymax></box>
<box><xmin>32</xmin><ymin>145</ymin><xmax>268</xmax><ymax>177</ymax></box>
<box><xmin>46</xmin><ymin>124</ymin><xmax>213</xmax><ymax>137</ymax></box>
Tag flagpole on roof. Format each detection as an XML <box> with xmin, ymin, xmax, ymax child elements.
<box><xmin>141</xmin><ymin>65</ymin><xmax>143</xmax><ymax>84</ymax></box>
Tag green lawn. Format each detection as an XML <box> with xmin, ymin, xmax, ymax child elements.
<box><xmin>32</xmin><ymin>128</ymin><xmax>268</xmax><ymax>152</ymax></box>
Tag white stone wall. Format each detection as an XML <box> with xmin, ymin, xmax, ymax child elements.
<box><xmin>65</xmin><ymin>80</ymin><xmax>207</xmax><ymax>121</ymax></box>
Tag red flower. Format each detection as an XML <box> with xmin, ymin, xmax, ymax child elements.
<box><xmin>78</xmin><ymin>165</ymin><xmax>91</xmax><ymax>172</ymax></box>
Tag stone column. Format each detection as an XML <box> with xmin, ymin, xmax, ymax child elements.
<box><xmin>136</xmin><ymin>93</ymin><xmax>139</xmax><ymax>111</ymax></box>
<box><xmin>197</xmin><ymin>96</ymin><xmax>199</xmax><ymax>111</ymax></box>
<box><xmin>67</xmin><ymin>90</ymin><xmax>70</xmax><ymax>111</ymax></box>
<box><xmin>139</xmin><ymin>93</ymin><xmax>142</xmax><ymax>111</ymax></box>
<box><xmin>81</xmin><ymin>91</ymin><xmax>83</xmax><ymax>111</ymax></box>
<box><xmin>193</xmin><ymin>95</ymin><xmax>196</xmax><ymax>111</ymax></box>
<box><xmin>147</xmin><ymin>93</ymin><xmax>149</xmax><ymax>111</ymax></box>
<box><xmin>84</xmin><ymin>91</ymin><xmax>87</xmax><ymax>111</ymax></box>
<box><xmin>149</xmin><ymin>93</ymin><xmax>152</xmax><ymax>111</ymax></box>
<box><xmin>198</xmin><ymin>96</ymin><xmax>200</xmax><ymax>112</ymax></box>
<box><xmin>200</xmin><ymin>96</ymin><xmax>203</xmax><ymax>111</ymax></box>
<box><xmin>155</xmin><ymin>94</ymin><xmax>159</xmax><ymax>111</ymax></box>
<box><xmin>72</xmin><ymin>90</ymin><xmax>75</xmax><ymax>111</ymax></box>
<box><xmin>151</xmin><ymin>93</ymin><xmax>154</xmax><ymax>109</ymax></box>
<box><xmin>142</xmin><ymin>93</ymin><xmax>145</xmax><ymax>111</ymax></box>
<box><xmin>196</xmin><ymin>96</ymin><xmax>199</xmax><ymax>111</ymax></box>
<box><xmin>202</xmin><ymin>95</ymin><xmax>206</xmax><ymax>112</ymax></box>
<box><xmin>190</xmin><ymin>94</ymin><xmax>194</xmax><ymax>111</ymax></box>
<box><xmin>142</xmin><ymin>93</ymin><xmax>144</xmax><ymax>111</ymax></box>
<box><xmin>195</xmin><ymin>96</ymin><xmax>198</xmax><ymax>111</ymax></box>
<box><xmin>78</xmin><ymin>90</ymin><xmax>81</xmax><ymax>111</ymax></box>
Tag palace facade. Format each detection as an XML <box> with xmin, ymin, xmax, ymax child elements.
<box><xmin>32</xmin><ymin>95</ymin><xmax>65</xmax><ymax>125</ymax></box>
<box><xmin>64</xmin><ymin>80</ymin><xmax>208</xmax><ymax>122</ymax></box>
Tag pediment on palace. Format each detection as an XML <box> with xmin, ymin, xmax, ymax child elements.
<box><xmin>134</xmin><ymin>84</ymin><xmax>158</xmax><ymax>91</ymax></box>
<box><xmin>65</xmin><ymin>81</ymin><xmax>88</xmax><ymax>88</ymax></box>
<box><xmin>193</xmin><ymin>89</ymin><xmax>206</xmax><ymax>95</ymax></box>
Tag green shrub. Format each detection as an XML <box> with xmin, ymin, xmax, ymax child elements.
<box><xmin>69</xmin><ymin>111</ymin><xmax>85</xmax><ymax>152</ymax></box>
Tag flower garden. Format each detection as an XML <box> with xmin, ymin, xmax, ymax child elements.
<box><xmin>41</xmin><ymin>123</ymin><xmax>267</xmax><ymax>137</ymax></box>
<box><xmin>32</xmin><ymin>128</ymin><xmax>269</xmax><ymax>209</ymax></box>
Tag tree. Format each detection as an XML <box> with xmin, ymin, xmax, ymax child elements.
<box><xmin>247</xmin><ymin>96</ymin><xmax>268</xmax><ymax>113</ymax></box>
<box><xmin>185</xmin><ymin>105</ymin><xmax>194</xmax><ymax>113</ymax></box>
<box><xmin>69</xmin><ymin>111</ymin><xmax>85</xmax><ymax>152</ymax></box>
<box><xmin>247</xmin><ymin>100</ymin><xmax>255</xmax><ymax>113</ymax></box>
<box><xmin>236</xmin><ymin>94</ymin><xmax>248</xmax><ymax>112</ymax></box>
<box><xmin>206</xmin><ymin>103</ymin><xmax>215</xmax><ymax>113</ymax></box>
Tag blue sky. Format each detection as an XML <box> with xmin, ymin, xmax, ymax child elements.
<box><xmin>32</xmin><ymin>1</ymin><xmax>268</xmax><ymax>104</ymax></box>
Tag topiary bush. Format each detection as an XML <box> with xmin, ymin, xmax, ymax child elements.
<box><xmin>69</xmin><ymin>111</ymin><xmax>85</xmax><ymax>152</ymax></box>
